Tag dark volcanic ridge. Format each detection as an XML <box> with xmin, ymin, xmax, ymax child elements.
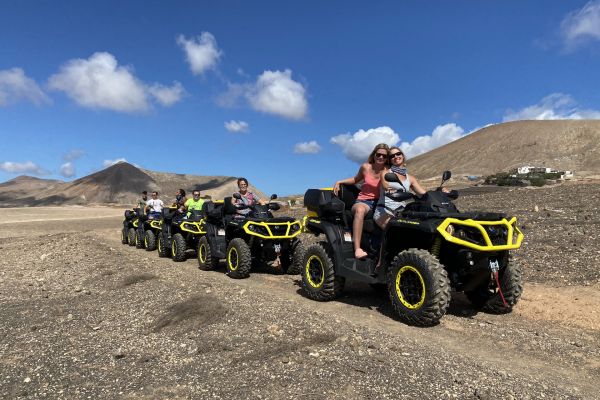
<box><xmin>0</xmin><ymin>162</ymin><xmax>256</xmax><ymax>207</ymax></box>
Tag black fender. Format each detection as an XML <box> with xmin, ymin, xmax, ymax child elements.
<box><xmin>304</xmin><ymin>219</ymin><xmax>347</xmax><ymax>267</ymax></box>
<box><xmin>204</xmin><ymin>222</ymin><xmax>227</xmax><ymax>259</ymax></box>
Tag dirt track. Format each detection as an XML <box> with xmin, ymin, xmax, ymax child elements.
<box><xmin>1</xmin><ymin>188</ymin><xmax>599</xmax><ymax>399</ymax></box>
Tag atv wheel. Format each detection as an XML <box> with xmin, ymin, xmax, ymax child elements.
<box><xmin>465</xmin><ymin>258</ymin><xmax>523</xmax><ymax>313</ymax></box>
<box><xmin>171</xmin><ymin>233</ymin><xmax>187</xmax><ymax>262</ymax></box>
<box><xmin>197</xmin><ymin>236</ymin><xmax>219</xmax><ymax>271</ymax></box>
<box><xmin>144</xmin><ymin>230</ymin><xmax>157</xmax><ymax>251</ymax></box>
<box><xmin>121</xmin><ymin>228</ymin><xmax>128</xmax><ymax>244</ymax></box>
<box><xmin>301</xmin><ymin>243</ymin><xmax>344</xmax><ymax>301</ymax></box>
<box><xmin>135</xmin><ymin>230</ymin><xmax>145</xmax><ymax>249</ymax></box>
<box><xmin>127</xmin><ymin>228</ymin><xmax>136</xmax><ymax>246</ymax></box>
<box><xmin>387</xmin><ymin>248</ymin><xmax>450</xmax><ymax>326</ymax></box>
<box><xmin>226</xmin><ymin>238</ymin><xmax>252</xmax><ymax>279</ymax></box>
<box><xmin>157</xmin><ymin>233</ymin><xmax>169</xmax><ymax>258</ymax></box>
<box><xmin>282</xmin><ymin>239</ymin><xmax>305</xmax><ymax>275</ymax></box>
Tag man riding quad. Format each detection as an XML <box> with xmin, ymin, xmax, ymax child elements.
<box><xmin>300</xmin><ymin>171</ymin><xmax>524</xmax><ymax>326</ymax></box>
<box><xmin>157</xmin><ymin>190</ymin><xmax>208</xmax><ymax>262</ymax></box>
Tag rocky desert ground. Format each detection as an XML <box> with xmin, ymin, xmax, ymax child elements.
<box><xmin>1</xmin><ymin>181</ymin><xmax>599</xmax><ymax>399</ymax></box>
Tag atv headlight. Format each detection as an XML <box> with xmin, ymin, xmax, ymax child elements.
<box><xmin>248</xmin><ymin>224</ymin><xmax>269</xmax><ymax>236</ymax></box>
<box><xmin>446</xmin><ymin>224</ymin><xmax>455</xmax><ymax>235</ymax></box>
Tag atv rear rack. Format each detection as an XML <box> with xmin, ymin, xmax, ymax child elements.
<box><xmin>436</xmin><ymin>217</ymin><xmax>523</xmax><ymax>251</ymax></box>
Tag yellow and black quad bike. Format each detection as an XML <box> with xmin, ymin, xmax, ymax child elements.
<box><xmin>133</xmin><ymin>211</ymin><xmax>163</xmax><ymax>251</ymax></box>
<box><xmin>157</xmin><ymin>206</ymin><xmax>207</xmax><ymax>262</ymax></box>
<box><xmin>301</xmin><ymin>171</ymin><xmax>524</xmax><ymax>327</ymax></box>
<box><xmin>214</xmin><ymin>194</ymin><xmax>304</xmax><ymax>279</ymax></box>
<box><xmin>121</xmin><ymin>208</ymin><xmax>140</xmax><ymax>246</ymax></box>
<box><xmin>196</xmin><ymin>200</ymin><xmax>226</xmax><ymax>271</ymax></box>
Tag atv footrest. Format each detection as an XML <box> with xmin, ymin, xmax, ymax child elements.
<box><xmin>339</xmin><ymin>258</ymin><xmax>378</xmax><ymax>283</ymax></box>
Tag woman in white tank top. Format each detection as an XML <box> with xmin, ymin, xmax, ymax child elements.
<box><xmin>374</xmin><ymin>147</ymin><xmax>427</xmax><ymax>230</ymax></box>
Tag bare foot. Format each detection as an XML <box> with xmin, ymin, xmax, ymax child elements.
<box><xmin>355</xmin><ymin>248</ymin><xmax>368</xmax><ymax>259</ymax></box>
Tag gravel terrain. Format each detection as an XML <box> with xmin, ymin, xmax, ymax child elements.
<box><xmin>1</xmin><ymin>183</ymin><xmax>599</xmax><ymax>399</ymax></box>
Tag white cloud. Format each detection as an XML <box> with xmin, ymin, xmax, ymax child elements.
<box><xmin>0</xmin><ymin>68</ymin><xmax>50</xmax><ymax>106</ymax></box>
<box><xmin>503</xmin><ymin>93</ymin><xmax>600</xmax><ymax>121</ymax></box>
<box><xmin>330</xmin><ymin>126</ymin><xmax>400</xmax><ymax>163</ymax></box>
<box><xmin>247</xmin><ymin>70</ymin><xmax>308</xmax><ymax>120</ymax></box>
<box><xmin>224</xmin><ymin>120</ymin><xmax>249</xmax><ymax>133</ymax></box>
<box><xmin>177</xmin><ymin>32</ymin><xmax>222</xmax><ymax>75</ymax></box>
<box><xmin>217</xmin><ymin>70</ymin><xmax>308</xmax><ymax>120</ymax></box>
<box><xmin>147</xmin><ymin>82</ymin><xmax>185</xmax><ymax>106</ymax></box>
<box><xmin>400</xmin><ymin>123</ymin><xmax>466</xmax><ymax>158</ymax></box>
<box><xmin>330</xmin><ymin>124</ymin><xmax>468</xmax><ymax>162</ymax></box>
<box><xmin>62</xmin><ymin>149</ymin><xmax>86</xmax><ymax>162</ymax></box>
<box><xmin>561</xmin><ymin>0</ymin><xmax>600</xmax><ymax>49</ymax></box>
<box><xmin>59</xmin><ymin>162</ymin><xmax>76</xmax><ymax>178</ymax></box>
<box><xmin>48</xmin><ymin>52</ymin><xmax>184</xmax><ymax>113</ymax></box>
<box><xmin>294</xmin><ymin>141</ymin><xmax>322</xmax><ymax>154</ymax></box>
<box><xmin>103</xmin><ymin>158</ymin><xmax>128</xmax><ymax>168</ymax></box>
<box><xmin>0</xmin><ymin>161</ymin><xmax>50</xmax><ymax>175</ymax></box>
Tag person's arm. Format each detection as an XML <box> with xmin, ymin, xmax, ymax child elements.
<box><xmin>380</xmin><ymin>168</ymin><xmax>393</xmax><ymax>191</ymax></box>
<box><xmin>183</xmin><ymin>198</ymin><xmax>191</xmax><ymax>211</ymax></box>
<box><xmin>409</xmin><ymin>175</ymin><xmax>427</xmax><ymax>196</ymax></box>
<box><xmin>333</xmin><ymin>164</ymin><xmax>366</xmax><ymax>195</ymax></box>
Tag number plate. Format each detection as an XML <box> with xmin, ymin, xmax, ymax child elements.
<box><xmin>218</xmin><ymin>229</ymin><xmax>225</xmax><ymax>236</ymax></box>
<box><xmin>343</xmin><ymin>232</ymin><xmax>352</xmax><ymax>242</ymax></box>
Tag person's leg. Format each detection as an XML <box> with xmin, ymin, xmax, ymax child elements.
<box><xmin>375</xmin><ymin>214</ymin><xmax>390</xmax><ymax>268</ymax></box>
<box><xmin>351</xmin><ymin>202</ymin><xmax>370</xmax><ymax>258</ymax></box>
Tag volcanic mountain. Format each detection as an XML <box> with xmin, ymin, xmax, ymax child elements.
<box><xmin>0</xmin><ymin>162</ymin><xmax>265</xmax><ymax>207</ymax></box>
<box><xmin>407</xmin><ymin>120</ymin><xmax>600</xmax><ymax>181</ymax></box>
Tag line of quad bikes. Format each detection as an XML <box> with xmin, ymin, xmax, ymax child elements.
<box><xmin>121</xmin><ymin>172</ymin><xmax>524</xmax><ymax>327</ymax></box>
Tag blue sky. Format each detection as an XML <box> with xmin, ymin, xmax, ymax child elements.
<box><xmin>1</xmin><ymin>1</ymin><xmax>600</xmax><ymax>195</ymax></box>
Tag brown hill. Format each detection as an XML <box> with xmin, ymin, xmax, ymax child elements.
<box><xmin>0</xmin><ymin>176</ymin><xmax>67</xmax><ymax>205</ymax></box>
<box><xmin>0</xmin><ymin>162</ymin><xmax>265</xmax><ymax>207</ymax></box>
<box><xmin>408</xmin><ymin>120</ymin><xmax>600</xmax><ymax>181</ymax></box>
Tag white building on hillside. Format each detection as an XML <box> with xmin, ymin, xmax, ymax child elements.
<box><xmin>518</xmin><ymin>166</ymin><xmax>552</xmax><ymax>174</ymax></box>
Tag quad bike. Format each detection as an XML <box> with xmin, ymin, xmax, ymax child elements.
<box><xmin>300</xmin><ymin>171</ymin><xmax>524</xmax><ymax>326</ymax></box>
<box><xmin>133</xmin><ymin>211</ymin><xmax>163</xmax><ymax>251</ymax></box>
<box><xmin>196</xmin><ymin>200</ymin><xmax>226</xmax><ymax>271</ymax></box>
<box><xmin>157</xmin><ymin>206</ymin><xmax>207</xmax><ymax>262</ymax></box>
<box><xmin>199</xmin><ymin>194</ymin><xmax>304</xmax><ymax>279</ymax></box>
<box><xmin>121</xmin><ymin>208</ymin><xmax>140</xmax><ymax>246</ymax></box>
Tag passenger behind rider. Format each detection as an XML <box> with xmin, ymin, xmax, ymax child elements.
<box><xmin>374</xmin><ymin>147</ymin><xmax>426</xmax><ymax>231</ymax></box>
<box><xmin>333</xmin><ymin>143</ymin><xmax>389</xmax><ymax>259</ymax></box>
<box><xmin>184</xmin><ymin>190</ymin><xmax>205</xmax><ymax>219</ymax></box>
<box><xmin>231</xmin><ymin>177</ymin><xmax>265</xmax><ymax>218</ymax></box>
<box><xmin>145</xmin><ymin>191</ymin><xmax>164</xmax><ymax>220</ymax></box>
<box><xmin>136</xmin><ymin>190</ymin><xmax>148</xmax><ymax>216</ymax></box>
<box><xmin>374</xmin><ymin>146</ymin><xmax>449</xmax><ymax>230</ymax></box>
<box><xmin>174</xmin><ymin>189</ymin><xmax>187</xmax><ymax>214</ymax></box>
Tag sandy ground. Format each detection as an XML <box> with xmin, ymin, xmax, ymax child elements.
<box><xmin>1</xmin><ymin>195</ymin><xmax>600</xmax><ymax>399</ymax></box>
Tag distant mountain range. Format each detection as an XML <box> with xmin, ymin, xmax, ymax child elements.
<box><xmin>2</xmin><ymin>120</ymin><xmax>600</xmax><ymax>206</ymax></box>
<box><xmin>0</xmin><ymin>162</ymin><xmax>265</xmax><ymax>207</ymax></box>
<box><xmin>408</xmin><ymin>120</ymin><xmax>600</xmax><ymax>181</ymax></box>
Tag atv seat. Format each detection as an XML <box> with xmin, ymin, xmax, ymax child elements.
<box><xmin>222</xmin><ymin>197</ymin><xmax>239</xmax><ymax>224</ymax></box>
<box><xmin>162</xmin><ymin>207</ymin><xmax>177</xmax><ymax>222</ymax></box>
<box><xmin>187</xmin><ymin>209</ymin><xmax>205</xmax><ymax>222</ymax></box>
<box><xmin>339</xmin><ymin>184</ymin><xmax>376</xmax><ymax>233</ymax></box>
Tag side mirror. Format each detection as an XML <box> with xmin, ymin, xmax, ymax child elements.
<box><xmin>384</xmin><ymin>172</ymin><xmax>400</xmax><ymax>183</ymax></box>
<box><xmin>439</xmin><ymin>170</ymin><xmax>452</xmax><ymax>189</ymax></box>
<box><xmin>270</xmin><ymin>194</ymin><xmax>278</xmax><ymax>200</ymax></box>
<box><xmin>233</xmin><ymin>193</ymin><xmax>242</xmax><ymax>200</ymax></box>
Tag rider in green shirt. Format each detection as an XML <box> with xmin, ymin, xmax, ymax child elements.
<box><xmin>184</xmin><ymin>190</ymin><xmax>205</xmax><ymax>218</ymax></box>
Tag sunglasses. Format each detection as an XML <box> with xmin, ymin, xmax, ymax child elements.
<box><xmin>389</xmin><ymin>152</ymin><xmax>404</xmax><ymax>159</ymax></box>
<box><xmin>375</xmin><ymin>153</ymin><xmax>388</xmax><ymax>159</ymax></box>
